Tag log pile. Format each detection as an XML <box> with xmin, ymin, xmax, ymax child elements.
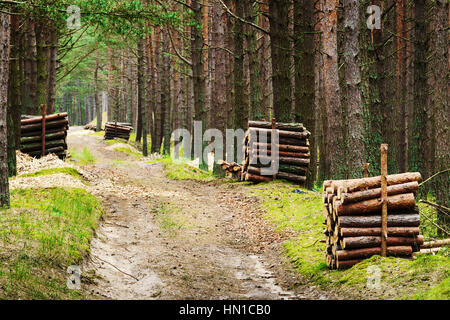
<box><xmin>104</xmin><ymin>122</ymin><xmax>133</xmax><ymax>140</ymax></box>
<box><xmin>323</xmin><ymin>172</ymin><xmax>425</xmax><ymax>269</ymax></box>
<box><xmin>20</xmin><ymin>112</ymin><xmax>69</xmax><ymax>159</ymax></box>
<box><xmin>241</xmin><ymin>120</ymin><xmax>311</xmax><ymax>184</ymax></box>
<box><xmin>415</xmin><ymin>239</ymin><xmax>450</xmax><ymax>256</ymax></box>
<box><xmin>218</xmin><ymin>160</ymin><xmax>242</xmax><ymax>178</ymax></box>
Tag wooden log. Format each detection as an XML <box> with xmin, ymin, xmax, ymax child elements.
<box><xmin>336</xmin><ymin>246</ymin><xmax>412</xmax><ymax>261</ymax></box>
<box><xmin>415</xmin><ymin>247</ymin><xmax>442</xmax><ymax>255</ymax></box>
<box><xmin>252</xmin><ymin>142</ymin><xmax>309</xmax><ymax>153</ymax></box>
<box><xmin>245</xmin><ymin>172</ymin><xmax>273</xmax><ymax>182</ymax></box>
<box><xmin>330</xmin><ymin>172</ymin><xmax>422</xmax><ymax>193</ymax></box>
<box><xmin>105</xmin><ymin>122</ymin><xmax>133</xmax><ymax>128</ymax></box>
<box><xmin>252</xmin><ymin>155</ymin><xmax>310</xmax><ymax>166</ymax></box>
<box><xmin>340</xmin><ymin>181</ymin><xmax>419</xmax><ymax>204</ymax></box>
<box><xmin>248</xmin><ymin>120</ymin><xmax>307</xmax><ymax>132</ymax></box>
<box><xmin>249</xmin><ymin>127</ymin><xmax>310</xmax><ymax>140</ymax></box>
<box><xmin>247</xmin><ymin>163</ymin><xmax>307</xmax><ymax>175</ymax></box>
<box><xmin>20</xmin><ymin>131</ymin><xmax>66</xmax><ymax>144</ymax></box>
<box><xmin>341</xmin><ymin>235</ymin><xmax>424</xmax><ymax>249</ymax></box>
<box><xmin>335</xmin><ymin>193</ymin><xmax>416</xmax><ymax>216</ymax></box>
<box><xmin>336</xmin><ymin>259</ymin><xmax>364</xmax><ymax>269</ymax></box>
<box><xmin>21</xmin><ymin>119</ymin><xmax>69</xmax><ymax>133</ymax></box>
<box><xmin>251</xmin><ymin>148</ymin><xmax>310</xmax><ymax>159</ymax></box>
<box><xmin>338</xmin><ymin>214</ymin><xmax>420</xmax><ymax>228</ymax></box>
<box><xmin>20</xmin><ymin>112</ymin><xmax>68</xmax><ymax>125</ymax></box>
<box><xmin>340</xmin><ymin>227</ymin><xmax>420</xmax><ymax>237</ymax></box>
<box><xmin>27</xmin><ymin>146</ymin><xmax>66</xmax><ymax>157</ymax></box>
<box><xmin>247</xmin><ymin>166</ymin><xmax>306</xmax><ymax>183</ymax></box>
<box><xmin>420</xmin><ymin>239</ymin><xmax>450</xmax><ymax>249</ymax></box>
<box><xmin>20</xmin><ymin>139</ymin><xmax>66</xmax><ymax>153</ymax></box>
<box><xmin>20</xmin><ymin>127</ymin><xmax>67</xmax><ymax>138</ymax></box>
<box><xmin>248</xmin><ymin>131</ymin><xmax>310</xmax><ymax>146</ymax></box>
<box><xmin>105</xmin><ymin>124</ymin><xmax>132</xmax><ymax>131</ymax></box>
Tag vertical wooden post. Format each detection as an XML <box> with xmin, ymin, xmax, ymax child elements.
<box><xmin>380</xmin><ymin>144</ymin><xmax>388</xmax><ymax>257</ymax></box>
<box><xmin>363</xmin><ymin>163</ymin><xmax>370</xmax><ymax>178</ymax></box>
<box><xmin>271</xmin><ymin>118</ymin><xmax>277</xmax><ymax>180</ymax></box>
<box><xmin>41</xmin><ymin>104</ymin><xmax>47</xmax><ymax>157</ymax></box>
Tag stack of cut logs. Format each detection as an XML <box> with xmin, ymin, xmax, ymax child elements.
<box><xmin>218</xmin><ymin>160</ymin><xmax>242</xmax><ymax>178</ymax></box>
<box><xmin>104</xmin><ymin>122</ymin><xmax>133</xmax><ymax>140</ymax></box>
<box><xmin>242</xmin><ymin>120</ymin><xmax>311</xmax><ymax>184</ymax></box>
<box><xmin>323</xmin><ymin>172</ymin><xmax>425</xmax><ymax>270</ymax></box>
<box><xmin>20</xmin><ymin>113</ymin><xmax>69</xmax><ymax>158</ymax></box>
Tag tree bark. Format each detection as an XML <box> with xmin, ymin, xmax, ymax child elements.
<box><xmin>0</xmin><ymin>12</ymin><xmax>10</xmax><ymax>207</ymax></box>
<box><xmin>338</xmin><ymin>214</ymin><xmax>420</xmax><ymax>228</ymax></box>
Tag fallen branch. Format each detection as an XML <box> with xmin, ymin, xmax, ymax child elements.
<box><xmin>419</xmin><ymin>168</ymin><xmax>450</xmax><ymax>187</ymax></box>
<box><xmin>420</xmin><ymin>211</ymin><xmax>450</xmax><ymax>236</ymax></box>
<box><xmin>419</xmin><ymin>200</ymin><xmax>450</xmax><ymax>216</ymax></box>
<box><xmin>91</xmin><ymin>255</ymin><xmax>139</xmax><ymax>281</ymax></box>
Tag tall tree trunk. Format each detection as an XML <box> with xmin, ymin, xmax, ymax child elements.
<box><xmin>35</xmin><ymin>22</ymin><xmax>48</xmax><ymax>110</ymax></box>
<box><xmin>269</xmin><ymin>0</ymin><xmax>292</xmax><ymax>122</ymax></box>
<box><xmin>27</xmin><ymin>20</ymin><xmax>38</xmax><ymax>114</ymax></box>
<box><xmin>162</xmin><ymin>31</ymin><xmax>171</xmax><ymax>155</ymax></box>
<box><xmin>430</xmin><ymin>0</ymin><xmax>449</xmax><ymax>230</ymax></box>
<box><xmin>94</xmin><ymin>56</ymin><xmax>102</xmax><ymax>131</ymax></box>
<box><xmin>0</xmin><ymin>13</ymin><xmax>11</xmax><ymax>207</ymax></box>
<box><xmin>137</xmin><ymin>38</ymin><xmax>148</xmax><ymax>156</ymax></box>
<box><xmin>322</xmin><ymin>0</ymin><xmax>345</xmax><ymax>179</ymax></box>
<box><xmin>154</xmin><ymin>27</ymin><xmax>163</xmax><ymax>153</ymax></box>
<box><xmin>146</xmin><ymin>31</ymin><xmax>154</xmax><ymax>155</ymax></box>
<box><xmin>343</xmin><ymin>0</ymin><xmax>365</xmax><ymax>178</ymax></box>
<box><xmin>294</xmin><ymin>0</ymin><xmax>316</xmax><ymax>187</ymax></box>
<box><xmin>7</xmin><ymin>15</ymin><xmax>21</xmax><ymax>177</ymax></box>
<box><xmin>46</xmin><ymin>27</ymin><xmax>57</xmax><ymax>114</ymax></box>
<box><xmin>136</xmin><ymin>40</ymin><xmax>144</xmax><ymax>143</ymax></box>
<box><xmin>211</xmin><ymin>0</ymin><xmax>227</xmax><ymax>173</ymax></box>
<box><xmin>244</xmin><ymin>0</ymin><xmax>263</xmax><ymax>121</ymax></box>
<box><xmin>410</xmin><ymin>0</ymin><xmax>429</xmax><ymax>197</ymax></box>
<box><xmin>191</xmin><ymin>0</ymin><xmax>207</xmax><ymax>166</ymax></box>
<box><xmin>233</xmin><ymin>0</ymin><xmax>248</xmax><ymax>130</ymax></box>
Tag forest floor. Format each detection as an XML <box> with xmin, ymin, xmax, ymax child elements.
<box><xmin>2</xmin><ymin>127</ymin><xmax>447</xmax><ymax>300</ymax></box>
<box><xmin>67</xmin><ymin>127</ymin><xmax>334</xmax><ymax>300</ymax></box>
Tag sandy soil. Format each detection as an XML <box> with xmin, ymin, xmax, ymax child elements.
<box><xmin>67</xmin><ymin>127</ymin><xmax>334</xmax><ymax>300</ymax></box>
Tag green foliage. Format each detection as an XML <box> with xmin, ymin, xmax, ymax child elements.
<box><xmin>19</xmin><ymin>168</ymin><xmax>84</xmax><ymax>181</ymax></box>
<box><xmin>69</xmin><ymin>147</ymin><xmax>96</xmax><ymax>165</ymax></box>
<box><xmin>148</xmin><ymin>158</ymin><xmax>215</xmax><ymax>182</ymax></box>
<box><xmin>0</xmin><ymin>188</ymin><xmax>103</xmax><ymax>299</ymax></box>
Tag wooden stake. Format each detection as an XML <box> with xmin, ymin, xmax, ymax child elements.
<box><xmin>271</xmin><ymin>118</ymin><xmax>276</xmax><ymax>181</ymax></box>
<box><xmin>41</xmin><ymin>104</ymin><xmax>47</xmax><ymax>157</ymax></box>
<box><xmin>380</xmin><ymin>144</ymin><xmax>388</xmax><ymax>257</ymax></box>
<box><xmin>363</xmin><ymin>163</ymin><xmax>370</xmax><ymax>178</ymax></box>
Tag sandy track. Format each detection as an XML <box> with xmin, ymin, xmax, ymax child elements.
<box><xmin>68</xmin><ymin>127</ymin><xmax>332</xmax><ymax>300</ymax></box>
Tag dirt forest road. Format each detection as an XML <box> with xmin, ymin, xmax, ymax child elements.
<box><xmin>68</xmin><ymin>127</ymin><xmax>333</xmax><ymax>300</ymax></box>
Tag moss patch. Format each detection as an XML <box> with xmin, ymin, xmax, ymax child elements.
<box><xmin>69</xmin><ymin>147</ymin><xmax>96</xmax><ymax>165</ymax></box>
<box><xmin>0</xmin><ymin>188</ymin><xmax>104</xmax><ymax>299</ymax></box>
<box><xmin>19</xmin><ymin>168</ymin><xmax>84</xmax><ymax>182</ymax></box>
<box><xmin>246</xmin><ymin>180</ymin><xmax>450</xmax><ymax>299</ymax></box>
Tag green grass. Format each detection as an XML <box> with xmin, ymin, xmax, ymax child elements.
<box><xmin>0</xmin><ymin>188</ymin><xmax>104</xmax><ymax>299</ymax></box>
<box><xmin>148</xmin><ymin>157</ymin><xmax>216</xmax><ymax>182</ymax></box>
<box><xmin>19</xmin><ymin>168</ymin><xmax>84</xmax><ymax>182</ymax></box>
<box><xmin>69</xmin><ymin>147</ymin><xmax>96</xmax><ymax>165</ymax></box>
<box><xmin>246</xmin><ymin>180</ymin><xmax>450</xmax><ymax>300</ymax></box>
<box><xmin>150</xmin><ymin>203</ymin><xmax>187</xmax><ymax>236</ymax></box>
